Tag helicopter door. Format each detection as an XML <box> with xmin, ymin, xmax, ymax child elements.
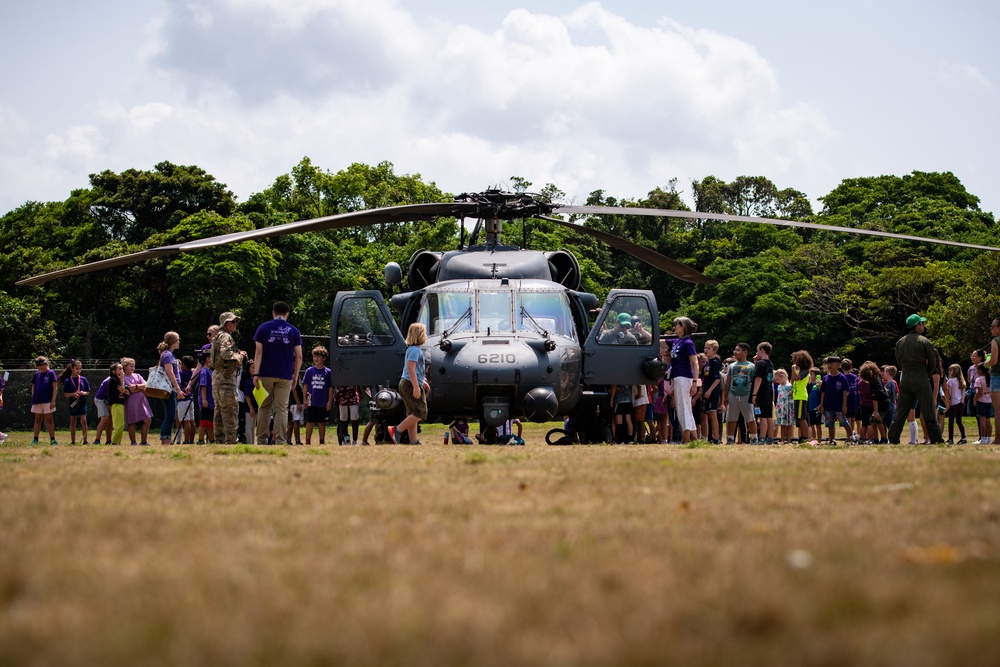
<box><xmin>582</xmin><ymin>289</ymin><xmax>662</xmax><ymax>385</ymax></box>
<box><xmin>329</xmin><ymin>291</ymin><xmax>407</xmax><ymax>386</ymax></box>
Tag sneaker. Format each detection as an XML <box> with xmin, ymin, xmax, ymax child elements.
<box><xmin>387</xmin><ymin>426</ymin><xmax>398</xmax><ymax>444</ymax></box>
<box><xmin>50</xmin><ymin>439</ymin><xmax>58</xmax><ymax>446</ymax></box>
<box><xmin>958</xmin><ymin>439</ymin><xmax>968</xmax><ymax>445</ymax></box>
<box><xmin>362</xmin><ymin>440</ymin><xmax>371</xmax><ymax>446</ymax></box>
<box><xmin>30</xmin><ymin>438</ymin><xmax>39</xmax><ymax>446</ymax></box>
<box><xmin>139</xmin><ymin>442</ymin><xmax>149</xmax><ymax>446</ymax></box>
<box><xmin>83</xmin><ymin>440</ymin><xmax>89</xmax><ymax>445</ymax></box>
<box><xmin>946</xmin><ymin>439</ymin><xmax>954</xmax><ymax>445</ymax></box>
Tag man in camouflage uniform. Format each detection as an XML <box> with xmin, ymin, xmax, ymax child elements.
<box><xmin>212</xmin><ymin>312</ymin><xmax>247</xmax><ymax>444</ymax></box>
<box><xmin>887</xmin><ymin>313</ymin><xmax>944</xmax><ymax>445</ymax></box>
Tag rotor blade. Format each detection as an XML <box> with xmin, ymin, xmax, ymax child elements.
<box><xmin>17</xmin><ymin>201</ymin><xmax>480</xmax><ymax>286</ymax></box>
<box><xmin>554</xmin><ymin>205</ymin><xmax>1000</xmax><ymax>253</ymax></box>
<box><xmin>539</xmin><ymin>216</ymin><xmax>721</xmax><ymax>284</ymax></box>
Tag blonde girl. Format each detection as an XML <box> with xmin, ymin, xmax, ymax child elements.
<box><xmin>773</xmin><ymin>368</ymin><xmax>794</xmax><ymax>443</ymax></box>
<box><xmin>388</xmin><ymin>323</ymin><xmax>430</xmax><ymax>445</ymax></box>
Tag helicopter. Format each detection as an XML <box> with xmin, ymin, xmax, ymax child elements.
<box><xmin>18</xmin><ymin>189</ymin><xmax>1000</xmax><ymax>443</ymax></box>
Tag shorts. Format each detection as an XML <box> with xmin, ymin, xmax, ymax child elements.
<box><xmin>31</xmin><ymin>403</ymin><xmax>55</xmax><ymax>415</ymax></box>
<box><xmin>614</xmin><ymin>402</ymin><xmax>633</xmax><ymax>416</ymax></box>
<box><xmin>977</xmin><ymin>402</ymin><xmax>995</xmax><ymax>419</ymax></box>
<box><xmin>289</xmin><ymin>404</ymin><xmax>303</xmax><ymax>424</ymax></box>
<box><xmin>200</xmin><ymin>407</ymin><xmax>215</xmax><ymax>425</ymax></box>
<box><xmin>399</xmin><ymin>378</ymin><xmax>428</xmax><ymax>420</ymax></box>
<box><xmin>858</xmin><ymin>405</ymin><xmax>874</xmax><ymax>427</ymax></box>
<box><xmin>454</xmin><ymin>433</ymin><xmax>474</xmax><ymax>444</ymax></box>
<box><xmin>726</xmin><ymin>394</ymin><xmax>755</xmax><ymax>423</ymax></box>
<box><xmin>68</xmin><ymin>398</ymin><xmax>88</xmax><ymax>417</ymax></box>
<box><xmin>338</xmin><ymin>404</ymin><xmax>360</xmax><ymax>421</ymax></box>
<box><xmin>824</xmin><ymin>410</ymin><xmax>850</xmax><ymax>428</ymax></box>
<box><xmin>176</xmin><ymin>399</ymin><xmax>195</xmax><ymax>422</ymax></box>
<box><xmin>794</xmin><ymin>399</ymin><xmax>808</xmax><ymax>421</ymax></box>
<box><xmin>702</xmin><ymin>394</ymin><xmax>719</xmax><ymax>412</ymax></box>
<box><xmin>305</xmin><ymin>406</ymin><xmax>329</xmax><ymax>424</ymax></box>
<box><xmin>809</xmin><ymin>409</ymin><xmax>823</xmax><ymax>426</ymax></box>
<box><xmin>991</xmin><ymin>375</ymin><xmax>1000</xmax><ymax>392</ymax></box>
<box><xmin>95</xmin><ymin>399</ymin><xmax>110</xmax><ymax>419</ymax></box>
<box><xmin>755</xmin><ymin>398</ymin><xmax>774</xmax><ymax>419</ymax></box>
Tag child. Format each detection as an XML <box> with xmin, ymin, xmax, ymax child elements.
<box><xmin>858</xmin><ymin>361</ymin><xmax>888</xmax><ymax>444</ymax></box>
<box><xmin>30</xmin><ymin>356</ymin><xmax>59</xmax><ymax>445</ymax></box>
<box><xmin>107</xmin><ymin>362</ymin><xmax>126</xmax><ymax>445</ymax></box>
<box><xmin>724</xmin><ymin>343</ymin><xmax>758</xmax><ymax>444</ymax></box>
<box><xmin>819</xmin><ymin>356</ymin><xmax>855</xmax><ymax>444</ymax></box>
<box><xmin>198</xmin><ymin>357</ymin><xmax>215</xmax><ymax>444</ymax></box>
<box><xmin>806</xmin><ymin>368</ymin><xmax>823</xmax><ymax>444</ymax></box>
<box><xmin>60</xmin><ymin>359</ymin><xmax>90</xmax><ymax>445</ymax></box>
<box><xmin>700</xmin><ymin>340</ymin><xmax>722</xmax><ymax>444</ymax></box>
<box><xmin>945</xmin><ymin>363</ymin><xmax>967</xmax><ymax>444</ymax></box>
<box><xmin>92</xmin><ymin>375</ymin><xmax>112</xmax><ymax>445</ymax></box>
<box><xmin>239</xmin><ymin>360</ymin><xmax>258</xmax><ymax>445</ymax></box>
<box><xmin>449</xmin><ymin>417</ymin><xmax>474</xmax><ymax>444</ymax></box>
<box><xmin>176</xmin><ymin>356</ymin><xmax>197</xmax><ymax>444</ymax></box>
<box><xmin>335</xmin><ymin>384</ymin><xmax>361</xmax><ymax>445</ymax></box>
<box><xmin>840</xmin><ymin>358</ymin><xmax>860</xmax><ymax>442</ymax></box>
<box><xmin>974</xmin><ymin>362</ymin><xmax>993</xmax><ymax>444</ymax></box>
<box><xmin>774</xmin><ymin>368</ymin><xmax>794</xmax><ymax>444</ymax></box>
<box><xmin>361</xmin><ymin>386</ymin><xmax>379</xmax><ymax>446</ymax></box>
<box><xmin>790</xmin><ymin>350</ymin><xmax>814</xmax><ymax>443</ymax></box>
<box><xmin>0</xmin><ymin>366</ymin><xmax>6</xmax><ymax>443</ymax></box>
<box><xmin>882</xmin><ymin>366</ymin><xmax>899</xmax><ymax>436</ymax></box>
<box><xmin>302</xmin><ymin>346</ymin><xmax>333</xmax><ymax>445</ymax></box>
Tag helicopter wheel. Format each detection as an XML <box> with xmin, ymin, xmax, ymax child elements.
<box><xmin>545</xmin><ymin>428</ymin><xmax>575</xmax><ymax>446</ymax></box>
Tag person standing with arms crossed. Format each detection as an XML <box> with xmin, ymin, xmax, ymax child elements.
<box><xmin>887</xmin><ymin>314</ymin><xmax>945</xmax><ymax>444</ymax></box>
<box><xmin>212</xmin><ymin>311</ymin><xmax>248</xmax><ymax>445</ymax></box>
<box><xmin>252</xmin><ymin>301</ymin><xmax>302</xmax><ymax>445</ymax></box>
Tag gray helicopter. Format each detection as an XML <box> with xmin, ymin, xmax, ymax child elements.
<box><xmin>19</xmin><ymin>189</ymin><xmax>1000</xmax><ymax>442</ymax></box>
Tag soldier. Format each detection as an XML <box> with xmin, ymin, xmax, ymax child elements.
<box><xmin>212</xmin><ymin>311</ymin><xmax>248</xmax><ymax>444</ymax></box>
<box><xmin>599</xmin><ymin>312</ymin><xmax>637</xmax><ymax>345</ymax></box>
<box><xmin>887</xmin><ymin>314</ymin><xmax>945</xmax><ymax>444</ymax></box>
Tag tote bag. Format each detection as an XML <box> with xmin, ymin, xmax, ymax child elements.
<box><xmin>144</xmin><ymin>365</ymin><xmax>173</xmax><ymax>399</ymax></box>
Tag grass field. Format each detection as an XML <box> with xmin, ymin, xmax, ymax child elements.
<box><xmin>2</xmin><ymin>422</ymin><xmax>1000</xmax><ymax>666</ymax></box>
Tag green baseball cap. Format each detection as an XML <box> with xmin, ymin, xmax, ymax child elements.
<box><xmin>905</xmin><ymin>314</ymin><xmax>927</xmax><ymax>328</ymax></box>
<box><xmin>617</xmin><ymin>313</ymin><xmax>632</xmax><ymax>327</ymax></box>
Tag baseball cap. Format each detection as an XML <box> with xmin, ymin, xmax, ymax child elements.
<box><xmin>219</xmin><ymin>312</ymin><xmax>241</xmax><ymax>326</ymax></box>
<box><xmin>617</xmin><ymin>313</ymin><xmax>632</xmax><ymax>327</ymax></box>
<box><xmin>905</xmin><ymin>314</ymin><xmax>927</xmax><ymax>328</ymax></box>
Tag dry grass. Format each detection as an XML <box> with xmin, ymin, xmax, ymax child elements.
<box><xmin>2</xmin><ymin>424</ymin><xmax>1000</xmax><ymax>666</ymax></box>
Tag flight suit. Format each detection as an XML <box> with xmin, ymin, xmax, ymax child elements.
<box><xmin>887</xmin><ymin>331</ymin><xmax>944</xmax><ymax>444</ymax></box>
<box><xmin>211</xmin><ymin>330</ymin><xmax>242</xmax><ymax>444</ymax></box>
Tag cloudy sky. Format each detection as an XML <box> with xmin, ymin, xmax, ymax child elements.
<box><xmin>1</xmin><ymin>0</ymin><xmax>997</xmax><ymax>217</ymax></box>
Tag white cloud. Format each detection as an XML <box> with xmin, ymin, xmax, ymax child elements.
<box><xmin>1</xmin><ymin>1</ymin><xmax>834</xmax><ymax>213</ymax></box>
<box><xmin>934</xmin><ymin>62</ymin><xmax>992</xmax><ymax>90</ymax></box>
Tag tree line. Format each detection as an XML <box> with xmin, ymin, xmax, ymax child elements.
<box><xmin>2</xmin><ymin>159</ymin><xmax>998</xmax><ymax>368</ymax></box>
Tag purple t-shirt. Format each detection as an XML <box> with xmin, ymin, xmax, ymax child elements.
<box><xmin>821</xmin><ymin>373</ymin><xmax>850</xmax><ymax>412</ymax></box>
<box><xmin>670</xmin><ymin>336</ymin><xmax>697</xmax><ymax>379</ymax></box>
<box><xmin>199</xmin><ymin>368</ymin><xmax>214</xmax><ymax>409</ymax></box>
<box><xmin>160</xmin><ymin>350</ymin><xmax>181</xmax><ymax>384</ymax></box>
<box><xmin>62</xmin><ymin>375</ymin><xmax>90</xmax><ymax>397</ymax></box>
<box><xmin>253</xmin><ymin>318</ymin><xmax>302</xmax><ymax>380</ymax></box>
<box><xmin>32</xmin><ymin>369</ymin><xmax>58</xmax><ymax>404</ymax></box>
<box><xmin>302</xmin><ymin>366</ymin><xmax>332</xmax><ymax>407</ymax></box>
<box><xmin>94</xmin><ymin>377</ymin><xmax>111</xmax><ymax>401</ymax></box>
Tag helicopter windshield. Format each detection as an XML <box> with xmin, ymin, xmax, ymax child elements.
<box><xmin>516</xmin><ymin>291</ymin><xmax>576</xmax><ymax>340</ymax></box>
<box><xmin>418</xmin><ymin>290</ymin><xmax>474</xmax><ymax>336</ymax></box>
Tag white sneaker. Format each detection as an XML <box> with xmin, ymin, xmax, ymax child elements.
<box><xmin>973</xmin><ymin>439</ymin><xmax>985</xmax><ymax>445</ymax></box>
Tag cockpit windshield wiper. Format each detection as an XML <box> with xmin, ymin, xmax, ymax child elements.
<box><xmin>519</xmin><ymin>306</ymin><xmax>550</xmax><ymax>338</ymax></box>
<box><xmin>443</xmin><ymin>307</ymin><xmax>472</xmax><ymax>337</ymax></box>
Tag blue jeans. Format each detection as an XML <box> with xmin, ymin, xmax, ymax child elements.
<box><xmin>160</xmin><ymin>392</ymin><xmax>177</xmax><ymax>439</ymax></box>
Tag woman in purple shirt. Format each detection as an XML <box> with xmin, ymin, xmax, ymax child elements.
<box><xmin>670</xmin><ymin>317</ymin><xmax>700</xmax><ymax>444</ymax></box>
<box><xmin>156</xmin><ymin>331</ymin><xmax>188</xmax><ymax>445</ymax></box>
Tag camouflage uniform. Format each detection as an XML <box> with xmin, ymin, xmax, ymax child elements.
<box><xmin>211</xmin><ymin>329</ymin><xmax>242</xmax><ymax>444</ymax></box>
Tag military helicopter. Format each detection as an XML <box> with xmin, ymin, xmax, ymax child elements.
<box><xmin>18</xmin><ymin>189</ymin><xmax>1000</xmax><ymax>442</ymax></box>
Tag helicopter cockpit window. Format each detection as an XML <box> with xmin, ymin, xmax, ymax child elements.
<box><xmin>477</xmin><ymin>291</ymin><xmax>513</xmax><ymax>332</ymax></box>
<box><xmin>595</xmin><ymin>295</ymin><xmax>654</xmax><ymax>346</ymax></box>
<box><xmin>336</xmin><ymin>296</ymin><xmax>396</xmax><ymax>347</ymax></box>
<box><xmin>418</xmin><ymin>291</ymin><xmax>474</xmax><ymax>336</ymax></box>
<box><xmin>516</xmin><ymin>291</ymin><xmax>575</xmax><ymax>340</ymax></box>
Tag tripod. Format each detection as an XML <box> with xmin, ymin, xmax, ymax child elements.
<box><xmin>172</xmin><ymin>398</ymin><xmax>195</xmax><ymax>445</ymax></box>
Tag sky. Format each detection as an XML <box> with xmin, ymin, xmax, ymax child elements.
<box><xmin>1</xmin><ymin>0</ymin><xmax>997</xmax><ymax>217</ymax></box>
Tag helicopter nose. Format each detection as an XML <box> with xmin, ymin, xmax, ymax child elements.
<box><xmin>522</xmin><ymin>386</ymin><xmax>559</xmax><ymax>423</ymax></box>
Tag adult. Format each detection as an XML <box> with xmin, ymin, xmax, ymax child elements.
<box><xmin>887</xmin><ymin>314</ymin><xmax>944</xmax><ymax>444</ymax></box>
<box><xmin>388</xmin><ymin>322</ymin><xmax>430</xmax><ymax>445</ymax></box>
<box><xmin>987</xmin><ymin>317</ymin><xmax>1000</xmax><ymax>442</ymax></box>
<box><xmin>599</xmin><ymin>313</ymin><xmax>637</xmax><ymax>345</ymax></box>
<box><xmin>671</xmin><ymin>316</ymin><xmax>700</xmax><ymax>443</ymax></box>
<box><xmin>156</xmin><ymin>331</ymin><xmax>187</xmax><ymax>445</ymax></box>
<box><xmin>212</xmin><ymin>312</ymin><xmax>248</xmax><ymax>444</ymax></box>
<box><xmin>252</xmin><ymin>301</ymin><xmax>303</xmax><ymax>445</ymax></box>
